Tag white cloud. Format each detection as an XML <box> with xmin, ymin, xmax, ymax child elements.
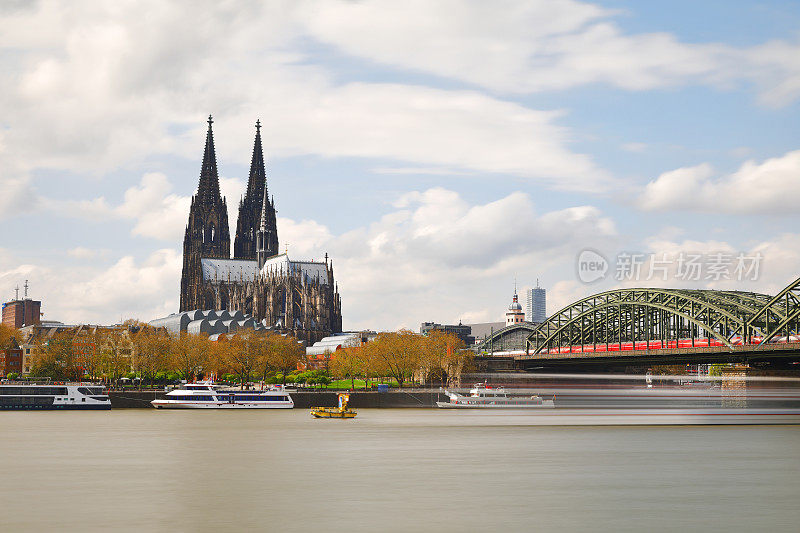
<box><xmin>0</xmin><ymin>0</ymin><xmax>613</xmax><ymax>205</ymax></box>
<box><xmin>371</xmin><ymin>167</ymin><xmax>472</xmax><ymax>176</ymax></box>
<box><xmin>1</xmin><ymin>187</ymin><xmax>618</xmax><ymax>329</ymax></box>
<box><xmin>48</xmin><ymin>173</ymin><xmax>191</xmax><ymax>241</ymax></box>
<box><xmin>640</xmin><ymin>149</ymin><xmax>800</xmax><ymax>213</ymax></box>
<box><xmin>0</xmin><ymin>249</ymin><xmax>181</xmax><ymax>324</ymax></box>
<box><xmin>67</xmin><ymin>247</ymin><xmax>100</xmax><ymax>260</ymax></box>
<box><xmin>299</xmin><ymin>0</ymin><xmax>800</xmax><ymax>105</ymax></box>
<box><xmin>219</xmin><ymin>176</ymin><xmax>247</xmax><ymax>233</ymax></box>
<box><xmin>277</xmin><ymin>218</ymin><xmax>333</xmax><ymax>260</ymax></box>
<box><xmin>322</xmin><ymin>187</ymin><xmax>617</xmax><ymax>329</ymax></box>
<box><xmin>117</xmin><ymin>173</ymin><xmax>191</xmax><ymax>240</ymax></box>
<box><xmin>630</xmin><ymin>233</ymin><xmax>800</xmax><ymax>295</ymax></box>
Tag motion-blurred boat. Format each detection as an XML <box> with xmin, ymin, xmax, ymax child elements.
<box><xmin>437</xmin><ymin>382</ymin><xmax>555</xmax><ymax>409</ymax></box>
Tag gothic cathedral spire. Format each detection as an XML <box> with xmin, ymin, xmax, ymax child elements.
<box><xmin>180</xmin><ymin>115</ymin><xmax>231</xmax><ymax>311</ymax></box>
<box><xmin>234</xmin><ymin>119</ymin><xmax>269</xmax><ymax>260</ymax></box>
<box><xmin>198</xmin><ymin>115</ymin><xmax>224</xmax><ymax>204</ymax></box>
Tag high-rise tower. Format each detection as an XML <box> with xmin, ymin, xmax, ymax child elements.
<box><xmin>180</xmin><ymin>115</ymin><xmax>231</xmax><ymax>311</ymax></box>
<box><xmin>526</xmin><ymin>279</ymin><xmax>547</xmax><ymax>323</ymax></box>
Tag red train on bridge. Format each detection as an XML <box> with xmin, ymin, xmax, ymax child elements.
<box><xmin>543</xmin><ymin>336</ymin><xmax>800</xmax><ymax>354</ymax></box>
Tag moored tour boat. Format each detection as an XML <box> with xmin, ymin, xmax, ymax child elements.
<box><xmin>0</xmin><ymin>381</ymin><xmax>111</xmax><ymax>410</ymax></box>
<box><xmin>151</xmin><ymin>382</ymin><xmax>294</xmax><ymax>409</ymax></box>
<box><xmin>436</xmin><ymin>382</ymin><xmax>555</xmax><ymax>409</ymax></box>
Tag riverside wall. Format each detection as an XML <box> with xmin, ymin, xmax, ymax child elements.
<box><xmin>109</xmin><ymin>390</ymin><xmax>444</xmax><ymax>409</ymax></box>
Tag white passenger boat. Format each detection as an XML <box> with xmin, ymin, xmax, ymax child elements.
<box><xmin>0</xmin><ymin>381</ymin><xmax>111</xmax><ymax>410</ymax></box>
<box><xmin>436</xmin><ymin>382</ymin><xmax>555</xmax><ymax>409</ymax></box>
<box><xmin>151</xmin><ymin>382</ymin><xmax>294</xmax><ymax>409</ymax></box>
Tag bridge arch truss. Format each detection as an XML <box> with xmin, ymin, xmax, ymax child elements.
<box><xmin>525</xmin><ymin>280</ymin><xmax>800</xmax><ymax>356</ymax></box>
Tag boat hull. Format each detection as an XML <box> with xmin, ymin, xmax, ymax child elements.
<box><xmin>310</xmin><ymin>408</ymin><xmax>357</xmax><ymax>419</ymax></box>
<box><xmin>0</xmin><ymin>404</ymin><xmax>112</xmax><ymax>410</ymax></box>
<box><xmin>151</xmin><ymin>400</ymin><xmax>293</xmax><ymax>409</ymax></box>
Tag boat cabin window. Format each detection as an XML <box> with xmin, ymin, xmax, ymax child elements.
<box><xmin>172</xmin><ymin>394</ymin><xmax>214</xmax><ymax>401</ymax></box>
<box><xmin>78</xmin><ymin>387</ymin><xmax>105</xmax><ymax>396</ymax></box>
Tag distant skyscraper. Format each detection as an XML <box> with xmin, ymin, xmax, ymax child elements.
<box><xmin>526</xmin><ymin>280</ymin><xmax>546</xmax><ymax>323</ymax></box>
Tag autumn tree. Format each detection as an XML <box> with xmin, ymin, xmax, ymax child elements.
<box><xmin>132</xmin><ymin>329</ymin><xmax>169</xmax><ymax>388</ymax></box>
<box><xmin>330</xmin><ymin>347</ymin><xmax>365</xmax><ymax>390</ymax></box>
<box><xmin>266</xmin><ymin>334</ymin><xmax>305</xmax><ymax>385</ymax></box>
<box><xmin>222</xmin><ymin>333</ymin><xmax>266</xmax><ymax>388</ymax></box>
<box><xmin>31</xmin><ymin>332</ymin><xmax>79</xmax><ymax>380</ymax></box>
<box><xmin>369</xmin><ymin>330</ymin><xmax>422</xmax><ymax>388</ymax></box>
<box><xmin>251</xmin><ymin>332</ymin><xmax>279</xmax><ymax>387</ymax></box>
<box><xmin>78</xmin><ymin>330</ymin><xmax>104</xmax><ymax>382</ymax></box>
<box><xmin>0</xmin><ymin>323</ymin><xmax>20</xmax><ymax>349</ymax></box>
<box><xmin>100</xmin><ymin>332</ymin><xmax>132</xmax><ymax>386</ymax></box>
<box><xmin>420</xmin><ymin>330</ymin><xmax>470</xmax><ymax>387</ymax></box>
<box><xmin>205</xmin><ymin>338</ymin><xmax>231</xmax><ymax>383</ymax></box>
<box><xmin>171</xmin><ymin>333</ymin><xmax>210</xmax><ymax>382</ymax></box>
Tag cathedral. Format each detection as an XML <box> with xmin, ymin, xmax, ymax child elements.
<box><xmin>179</xmin><ymin>116</ymin><xmax>342</xmax><ymax>344</ymax></box>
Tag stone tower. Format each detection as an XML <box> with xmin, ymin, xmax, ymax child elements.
<box><xmin>179</xmin><ymin>115</ymin><xmax>231</xmax><ymax>311</ymax></box>
<box><xmin>233</xmin><ymin>120</ymin><xmax>270</xmax><ymax>261</ymax></box>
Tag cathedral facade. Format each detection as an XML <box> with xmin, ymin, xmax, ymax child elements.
<box><xmin>180</xmin><ymin>116</ymin><xmax>342</xmax><ymax>344</ymax></box>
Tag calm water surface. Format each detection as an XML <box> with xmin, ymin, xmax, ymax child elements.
<box><xmin>2</xmin><ymin>409</ymin><xmax>799</xmax><ymax>532</ymax></box>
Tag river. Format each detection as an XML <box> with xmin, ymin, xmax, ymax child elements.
<box><xmin>3</xmin><ymin>409</ymin><xmax>799</xmax><ymax>532</ymax></box>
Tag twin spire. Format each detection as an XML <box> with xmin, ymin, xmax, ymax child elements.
<box><xmin>198</xmin><ymin>115</ymin><xmax>266</xmax><ymax>208</ymax></box>
<box><xmin>198</xmin><ymin>115</ymin><xmax>279</xmax><ymax>263</ymax></box>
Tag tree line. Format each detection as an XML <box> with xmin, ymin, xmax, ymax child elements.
<box><xmin>331</xmin><ymin>329</ymin><xmax>471</xmax><ymax>388</ymax></box>
<box><xmin>14</xmin><ymin>325</ymin><xmax>471</xmax><ymax>388</ymax></box>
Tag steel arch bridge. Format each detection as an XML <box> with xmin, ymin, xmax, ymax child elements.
<box><xmin>524</xmin><ymin>277</ymin><xmax>800</xmax><ymax>356</ymax></box>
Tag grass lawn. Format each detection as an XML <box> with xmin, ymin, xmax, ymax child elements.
<box><xmin>325</xmin><ymin>379</ymin><xmax>400</xmax><ymax>389</ymax></box>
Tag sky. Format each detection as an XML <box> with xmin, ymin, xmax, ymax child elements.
<box><xmin>0</xmin><ymin>0</ymin><xmax>799</xmax><ymax>331</ymax></box>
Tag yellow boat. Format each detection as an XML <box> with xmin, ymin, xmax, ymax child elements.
<box><xmin>311</xmin><ymin>393</ymin><xmax>357</xmax><ymax>419</ymax></box>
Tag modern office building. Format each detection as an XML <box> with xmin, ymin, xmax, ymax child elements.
<box><xmin>420</xmin><ymin>322</ymin><xmax>475</xmax><ymax>345</ymax></box>
<box><xmin>2</xmin><ymin>281</ymin><xmax>41</xmax><ymax>329</ymax></box>
<box><xmin>526</xmin><ymin>280</ymin><xmax>546</xmax><ymax>323</ymax></box>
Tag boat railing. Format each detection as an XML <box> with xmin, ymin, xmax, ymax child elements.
<box><xmin>0</xmin><ymin>378</ymin><xmax>103</xmax><ymax>386</ymax></box>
